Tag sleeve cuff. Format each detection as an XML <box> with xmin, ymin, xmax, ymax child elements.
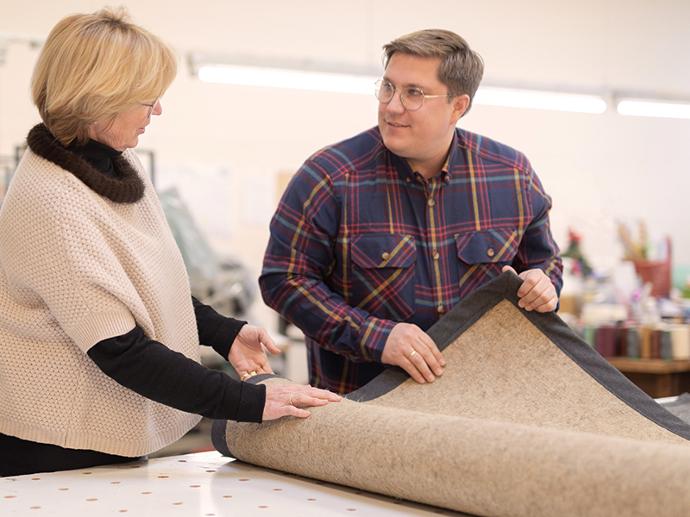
<box><xmin>193</xmin><ymin>296</ymin><xmax>247</xmax><ymax>358</ymax></box>
<box><xmin>70</xmin><ymin>310</ymin><xmax>137</xmax><ymax>353</ymax></box>
<box><xmin>235</xmin><ymin>381</ymin><xmax>266</xmax><ymax>423</ymax></box>
<box><xmin>358</xmin><ymin>316</ymin><xmax>397</xmax><ymax>363</ymax></box>
<box><xmin>209</xmin><ymin>319</ymin><xmax>247</xmax><ymax>359</ymax></box>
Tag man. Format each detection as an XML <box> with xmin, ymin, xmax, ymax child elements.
<box><xmin>260</xmin><ymin>29</ymin><xmax>563</xmax><ymax>394</ymax></box>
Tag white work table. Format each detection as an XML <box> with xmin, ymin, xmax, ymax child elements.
<box><xmin>1</xmin><ymin>451</ymin><xmax>462</xmax><ymax>516</ymax></box>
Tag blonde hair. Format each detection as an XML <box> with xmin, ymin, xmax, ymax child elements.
<box><xmin>31</xmin><ymin>7</ymin><xmax>177</xmax><ymax>146</ymax></box>
<box><xmin>383</xmin><ymin>29</ymin><xmax>484</xmax><ymax>113</ymax></box>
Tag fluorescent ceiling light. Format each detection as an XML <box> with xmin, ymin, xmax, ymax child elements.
<box><xmin>474</xmin><ymin>86</ymin><xmax>607</xmax><ymax>114</ymax></box>
<box><xmin>194</xmin><ymin>59</ymin><xmax>608</xmax><ymax>114</ymax></box>
<box><xmin>616</xmin><ymin>98</ymin><xmax>690</xmax><ymax>119</ymax></box>
<box><xmin>197</xmin><ymin>64</ymin><xmax>376</xmax><ymax>95</ymax></box>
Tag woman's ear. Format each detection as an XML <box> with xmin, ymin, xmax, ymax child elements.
<box><xmin>87</xmin><ymin>119</ymin><xmax>102</xmax><ymax>140</ymax></box>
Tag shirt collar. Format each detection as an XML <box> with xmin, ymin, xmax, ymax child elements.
<box><xmin>387</xmin><ymin>130</ymin><xmax>458</xmax><ymax>185</ymax></box>
<box><xmin>441</xmin><ymin>130</ymin><xmax>460</xmax><ymax>182</ymax></box>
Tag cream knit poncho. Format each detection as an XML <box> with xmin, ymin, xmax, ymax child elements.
<box><xmin>0</xmin><ymin>147</ymin><xmax>201</xmax><ymax>457</ymax></box>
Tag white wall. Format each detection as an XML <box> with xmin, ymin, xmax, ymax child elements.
<box><xmin>2</xmin><ymin>0</ymin><xmax>690</xmax><ymax>316</ymax></box>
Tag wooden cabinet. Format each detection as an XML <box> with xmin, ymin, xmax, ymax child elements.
<box><xmin>608</xmin><ymin>357</ymin><xmax>690</xmax><ymax>397</ymax></box>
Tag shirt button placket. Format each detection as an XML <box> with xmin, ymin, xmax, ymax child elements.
<box><xmin>427</xmin><ymin>186</ymin><xmax>443</xmax><ymax>317</ymax></box>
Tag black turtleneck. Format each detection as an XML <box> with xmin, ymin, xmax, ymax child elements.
<box><xmin>0</xmin><ymin>133</ymin><xmax>265</xmax><ymax>477</ymax></box>
<box><xmin>69</xmin><ymin>138</ymin><xmax>122</xmax><ymax>176</ymax></box>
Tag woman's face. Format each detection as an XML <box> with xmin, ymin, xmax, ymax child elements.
<box><xmin>89</xmin><ymin>99</ymin><xmax>162</xmax><ymax>151</ymax></box>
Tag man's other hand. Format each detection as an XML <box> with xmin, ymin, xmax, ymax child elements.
<box><xmin>381</xmin><ymin>323</ymin><xmax>446</xmax><ymax>383</ymax></box>
<box><xmin>502</xmin><ymin>265</ymin><xmax>558</xmax><ymax>312</ymax></box>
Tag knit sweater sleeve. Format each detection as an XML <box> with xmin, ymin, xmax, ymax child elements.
<box><xmin>0</xmin><ymin>174</ymin><xmax>138</xmax><ymax>351</ymax></box>
<box><xmin>88</xmin><ymin>326</ymin><xmax>265</xmax><ymax>422</ymax></box>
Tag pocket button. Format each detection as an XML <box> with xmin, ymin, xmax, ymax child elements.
<box><xmin>486</xmin><ymin>247</ymin><xmax>495</xmax><ymax>257</ymax></box>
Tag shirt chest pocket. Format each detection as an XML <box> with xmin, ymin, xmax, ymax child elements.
<box><xmin>456</xmin><ymin>228</ymin><xmax>519</xmax><ymax>266</ymax></box>
<box><xmin>349</xmin><ymin>233</ymin><xmax>416</xmax><ymax>321</ymax></box>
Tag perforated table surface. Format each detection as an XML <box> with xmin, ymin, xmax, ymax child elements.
<box><xmin>1</xmin><ymin>451</ymin><xmax>463</xmax><ymax>516</ymax></box>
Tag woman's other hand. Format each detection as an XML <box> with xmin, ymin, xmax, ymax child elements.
<box><xmin>229</xmin><ymin>325</ymin><xmax>280</xmax><ymax>379</ymax></box>
<box><xmin>263</xmin><ymin>383</ymin><xmax>342</xmax><ymax>421</ymax></box>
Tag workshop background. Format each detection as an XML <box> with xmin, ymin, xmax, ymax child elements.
<box><xmin>2</xmin><ymin>0</ymin><xmax>690</xmax><ymax>454</ymax></box>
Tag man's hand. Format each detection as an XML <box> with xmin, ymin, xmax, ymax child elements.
<box><xmin>502</xmin><ymin>265</ymin><xmax>558</xmax><ymax>312</ymax></box>
<box><xmin>381</xmin><ymin>323</ymin><xmax>445</xmax><ymax>383</ymax></box>
<box><xmin>229</xmin><ymin>325</ymin><xmax>281</xmax><ymax>379</ymax></box>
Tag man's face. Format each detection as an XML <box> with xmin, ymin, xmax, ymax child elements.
<box><xmin>378</xmin><ymin>53</ymin><xmax>463</xmax><ymax>168</ymax></box>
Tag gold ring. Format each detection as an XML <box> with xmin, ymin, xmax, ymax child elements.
<box><xmin>241</xmin><ymin>371</ymin><xmax>258</xmax><ymax>381</ymax></box>
<box><xmin>409</xmin><ymin>349</ymin><xmax>418</xmax><ymax>359</ymax></box>
<box><xmin>288</xmin><ymin>393</ymin><xmax>294</xmax><ymax>406</ymax></box>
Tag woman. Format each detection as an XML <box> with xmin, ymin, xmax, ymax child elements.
<box><xmin>0</xmin><ymin>8</ymin><xmax>339</xmax><ymax>476</ymax></box>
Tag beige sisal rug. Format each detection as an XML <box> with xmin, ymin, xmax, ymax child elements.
<box><xmin>213</xmin><ymin>272</ymin><xmax>690</xmax><ymax>516</ymax></box>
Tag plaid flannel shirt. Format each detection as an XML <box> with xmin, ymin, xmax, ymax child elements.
<box><xmin>260</xmin><ymin>127</ymin><xmax>562</xmax><ymax>394</ymax></box>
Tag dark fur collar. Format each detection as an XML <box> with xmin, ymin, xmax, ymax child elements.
<box><xmin>27</xmin><ymin>124</ymin><xmax>144</xmax><ymax>203</ymax></box>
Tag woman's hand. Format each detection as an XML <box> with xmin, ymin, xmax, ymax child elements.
<box><xmin>263</xmin><ymin>383</ymin><xmax>342</xmax><ymax>420</ymax></box>
<box><xmin>228</xmin><ymin>325</ymin><xmax>281</xmax><ymax>380</ymax></box>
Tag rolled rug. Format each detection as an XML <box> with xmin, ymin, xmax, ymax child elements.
<box><xmin>213</xmin><ymin>272</ymin><xmax>690</xmax><ymax>516</ymax></box>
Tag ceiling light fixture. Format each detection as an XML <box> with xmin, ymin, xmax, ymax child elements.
<box><xmin>474</xmin><ymin>86</ymin><xmax>607</xmax><ymax>114</ymax></box>
<box><xmin>616</xmin><ymin>97</ymin><xmax>690</xmax><ymax>120</ymax></box>
<box><xmin>191</xmin><ymin>55</ymin><xmax>637</xmax><ymax>116</ymax></box>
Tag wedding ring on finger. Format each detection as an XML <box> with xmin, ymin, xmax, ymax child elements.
<box><xmin>288</xmin><ymin>393</ymin><xmax>294</xmax><ymax>406</ymax></box>
<box><xmin>409</xmin><ymin>349</ymin><xmax>418</xmax><ymax>359</ymax></box>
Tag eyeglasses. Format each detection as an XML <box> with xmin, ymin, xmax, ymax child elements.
<box><xmin>140</xmin><ymin>99</ymin><xmax>159</xmax><ymax>117</ymax></box>
<box><xmin>374</xmin><ymin>79</ymin><xmax>451</xmax><ymax>111</ymax></box>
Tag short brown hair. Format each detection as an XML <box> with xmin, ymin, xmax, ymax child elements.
<box><xmin>383</xmin><ymin>29</ymin><xmax>484</xmax><ymax>113</ymax></box>
<box><xmin>31</xmin><ymin>7</ymin><xmax>177</xmax><ymax>146</ymax></box>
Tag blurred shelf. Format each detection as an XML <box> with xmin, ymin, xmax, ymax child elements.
<box><xmin>607</xmin><ymin>357</ymin><xmax>690</xmax><ymax>397</ymax></box>
<box><xmin>607</xmin><ymin>357</ymin><xmax>690</xmax><ymax>374</ymax></box>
